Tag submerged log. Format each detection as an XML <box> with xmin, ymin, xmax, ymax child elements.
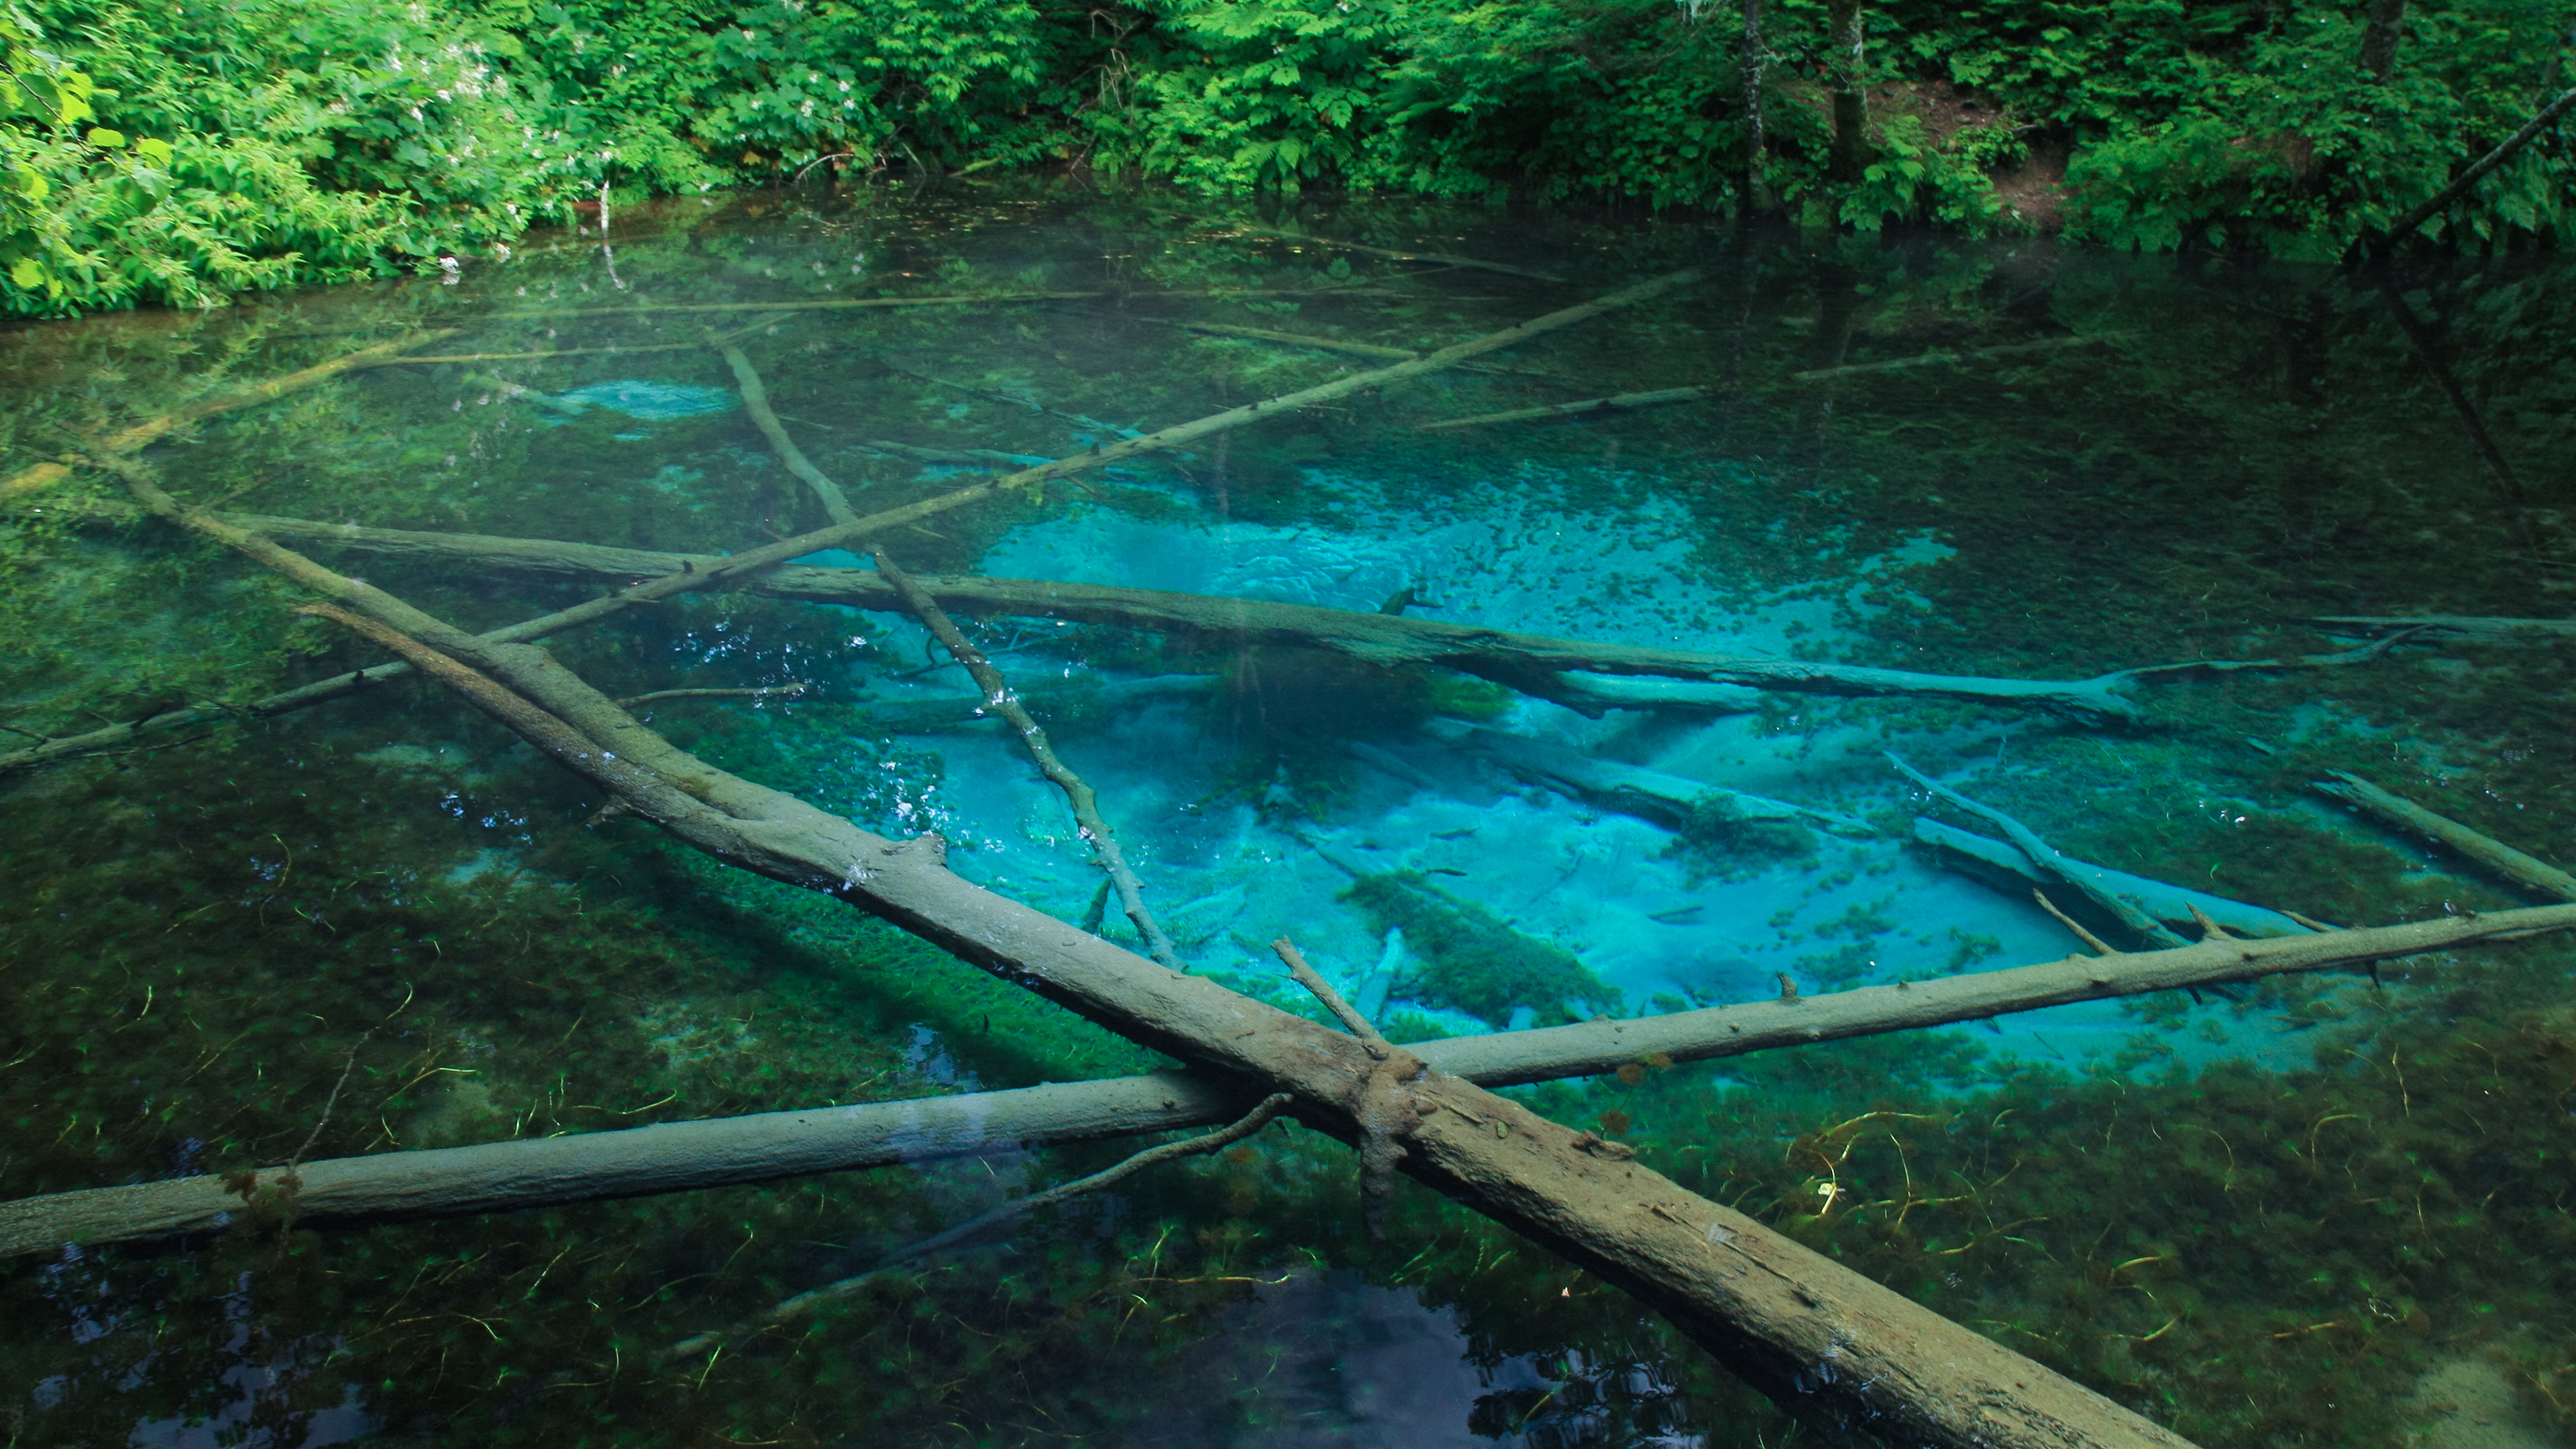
<box><xmin>9</xmin><ymin>895</ymin><xmax>2569</xmax><ymax>1260</ymax></box>
<box><xmin>2313</xmin><ymin>769</ymin><xmax>2576</xmax><ymax>902</ymax></box>
<box><xmin>1913</xmin><ymin>818</ymin><xmax>2320</xmax><ymax>938</ymax></box>
<box><xmin>143</xmin><ymin>496</ymin><xmax>2193</xmax><ymax>1449</ymax></box>
<box><xmin>207</xmin><ymin>514</ymin><xmax>2149</xmax><ymax>722</ymax></box>
<box><xmin>1422</xmin><ymin>718</ymin><xmax>1874</xmax><ymax>837</ymax></box>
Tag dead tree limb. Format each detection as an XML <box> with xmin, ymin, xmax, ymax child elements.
<box><xmin>1890</xmin><ymin>755</ymin><xmax>2189</xmax><ymax>948</ymax></box>
<box><xmin>873</xmin><ymin>545</ymin><xmax>1185</xmax><ymax>969</ymax></box>
<box><xmin>1913</xmin><ymin>817</ymin><xmax>2321</xmax><ymax>938</ymax></box>
<box><xmin>2</xmin><ymin>331</ymin><xmax>462</xmax><ymax>501</ymax></box>
<box><xmin>657</xmin><ymin>1091</ymin><xmax>1295</xmax><ymax>1362</ymax></box>
<box><xmin>2313</xmin><ymin>769</ymin><xmax>2576</xmax><ymax>902</ymax></box>
<box><xmin>488</xmin><ymin>287</ymin><xmax>1444</xmax><ymax>321</ymax></box>
<box><xmin>156</xmin><ymin>506</ymin><xmax>2195</xmax><ymax>1449</ymax></box>
<box><xmin>1421</xmin><ymin>720</ymin><xmax>1872</xmax><ymax>837</ymax></box>
<box><xmin>1413</xmin><ymin>386</ymin><xmax>1716</xmax><ymax>431</ymax></box>
<box><xmin>204</xmin><ymin>513</ymin><xmax>2146</xmax><ymax>721</ymax></box>
<box><xmin>2355</xmin><ymin>85</ymin><xmax>2576</xmax><ymax>256</ymax></box>
<box><xmin>715</xmin><ymin>335</ymin><xmax>862</xmax><ymax>525</ymax></box>
<box><xmin>9</xmin><ymin>894</ymin><xmax>2571</xmax><ymax>1260</ymax></box>
<box><xmin>1170</xmin><ymin>215</ymin><xmax>1564</xmax><ymax>281</ymax></box>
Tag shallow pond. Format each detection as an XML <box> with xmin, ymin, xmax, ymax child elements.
<box><xmin>2</xmin><ymin>180</ymin><xmax>2573</xmax><ymax>1448</ymax></box>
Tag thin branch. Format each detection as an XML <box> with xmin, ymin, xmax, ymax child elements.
<box><xmin>657</xmin><ymin>1092</ymin><xmax>1293</xmax><ymax>1362</ymax></box>
<box><xmin>612</xmin><ymin>684</ymin><xmax>808</xmax><ymax>708</ymax></box>
<box><xmin>1273</xmin><ymin>936</ymin><xmax>1390</xmax><ymax>1055</ymax></box>
<box><xmin>1889</xmin><ymin>753</ymin><xmax>2188</xmax><ymax>948</ymax></box>
<box><xmin>873</xmin><ymin>545</ymin><xmax>1184</xmax><ymax>970</ymax></box>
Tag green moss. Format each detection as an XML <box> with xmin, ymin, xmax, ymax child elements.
<box><xmin>1340</xmin><ymin>870</ymin><xmax>1618</xmax><ymax>1028</ymax></box>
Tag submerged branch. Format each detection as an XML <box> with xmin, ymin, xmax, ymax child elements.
<box><xmin>657</xmin><ymin>1093</ymin><xmax>1295</xmax><ymax>1362</ymax></box>
<box><xmin>872</xmin><ymin>545</ymin><xmax>1185</xmax><ymax>970</ymax></box>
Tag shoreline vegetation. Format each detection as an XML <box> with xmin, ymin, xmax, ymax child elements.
<box><xmin>2</xmin><ymin>0</ymin><xmax>2573</xmax><ymax>317</ymax></box>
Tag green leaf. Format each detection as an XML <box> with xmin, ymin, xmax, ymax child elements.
<box><xmin>86</xmin><ymin>127</ymin><xmax>127</xmax><ymax>149</ymax></box>
<box><xmin>8</xmin><ymin>257</ymin><xmax>45</xmax><ymax>291</ymax></box>
<box><xmin>135</xmin><ymin>138</ymin><xmax>174</xmax><ymax>166</ymax></box>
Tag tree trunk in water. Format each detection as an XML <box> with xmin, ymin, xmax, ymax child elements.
<box><xmin>1739</xmin><ymin>0</ymin><xmax>1767</xmax><ymax>210</ymax></box>
<box><xmin>2360</xmin><ymin>0</ymin><xmax>2408</xmax><ymax>78</ymax></box>
<box><xmin>1826</xmin><ymin>0</ymin><xmax>1868</xmax><ymax>182</ymax></box>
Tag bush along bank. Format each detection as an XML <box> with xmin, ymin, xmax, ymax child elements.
<box><xmin>3</xmin><ymin>0</ymin><xmax>2573</xmax><ymax>316</ymax></box>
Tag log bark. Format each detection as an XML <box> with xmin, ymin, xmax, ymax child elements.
<box><xmin>486</xmin><ymin>288</ymin><xmax>1447</xmax><ymax>321</ymax></box>
<box><xmin>1892</xmin><ymin>755</ymin><xmax>2188</xmax><ymax>948</ymax></box>
<box><xmin>2313</xmin><ymin>769</ymin><xmax>2576</xmax><ymax>902</ymax></box>
<box><xmin>1</xmin><ymin>331</ymin><xmax>461</xmax><ymax>501</ymax></box>
<box><xmin>153</xmin><ymin>498</ymin><xmax>2198</xmax><ymax>1449</ymax></box>
<box><xmin>9</xmin><ymin>896</ymin><xmax>2569</xmax><ymax>1260</ymax></box>
<box><xmin>1173</xmin><ymin>217</ymin><xmax>1564</xmax><ymax>282</ymax></box>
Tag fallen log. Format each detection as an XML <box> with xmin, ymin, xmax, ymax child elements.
<box><xmin>1786</xmin><ymin>332</ymin><xmax>2129</xmax><ymax>382</ymax></box>
<box><xmin>1892</xmin><ymin>756</ymin><xmax>2188</xmax><ymax>948</ymax></box>
<box><xmin>9</xmin><ymin>894</ymin><xmax>2570</xmax><ymax>1259</ymax></box>
<box><xmin>147</xmin><ymin>481</ymin><xmax>2196</xmax><ymax>1448</ymax></box>
<box><xmin>1424</xmin><ymin>718</ymin><xmax>1873</xmax><ymax>837</ymax></box>
<box><xmin>2</xmin><ymin>330</ymin><xmax>462</xmax><ymax>501</ymax></box>
<box><xmin>0</xmin><ymin>513</ymin><xmax>2123</xmax><ymax>775</ymax></box>
<box><xmin>1913</xmin><ymin>818</ymin><xmax>2321</xmax><ymax>938</ymax></box>
<box><xmin>2312</xmin><ymin>769</ymin><xmax>2576</xmax><ymax>902</ymax></box>
<box><xmin>210</xmin><ymin>513</ymin><xmax>2145</xmax><ymax>722</ymax></box>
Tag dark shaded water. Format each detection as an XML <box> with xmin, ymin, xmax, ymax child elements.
<box><xmin>2</xmin><ymin>180</ymin><xmax>2572</xmax><ymax>1448</ymax></box>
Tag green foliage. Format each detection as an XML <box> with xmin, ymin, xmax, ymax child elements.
<box><xmin>7</xmin><ymin>0</ymin><xmax>2576</xmax><ymax>316</ymax></box>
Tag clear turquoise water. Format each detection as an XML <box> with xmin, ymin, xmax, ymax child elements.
<box><xmin>2</xmin><ymin>181</ymin><xmax>2573</xmax><ymax>1448</ymax></box>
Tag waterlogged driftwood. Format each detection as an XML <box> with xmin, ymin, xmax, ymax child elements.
<box><xmin>716</xmin><ymin>335</ymin><xmax>863</xmax><ymax>527</ymax></box>
<box><xmin>12</xmin><ymin>894</ymin><xmax>2571</xmax><ymax>1259</ymax></box>
<box><xmin>7</xmin><ymin>272</ymin><xmax>1701</xmax><ymax>774</ymax></box>
<box><xmin>1892</xmin><ymin>756</ymin><xmax>2190</xmax><ymax>949</ymax></box>
<box><xmin>2312</xmin><ymin>769</ymin><xmax>2576</xmax><ymax>903</ymax></box>
<box><xmin>2316</xmin><ymin>614</ymin><xmax>2576</xmax><ymax>643</ymax></box>
<box><xmin>1424</xmin><ymin>719</ymin><xmax>1873</xmax><ymax>838</ymax></box>
<box><xmin>1786</xmin><ymin>332</ymin><xmax>2129</xmax><ymax>382</ymax></box>
<box><xmin>1913</xmin><ymin>818</ymin><xmax>2319</xmax><ymax>940</ymax></box>
<box><xmin>657</xmin><ymin>1092</ymin><xmax>1297</xmax><ymax>1362</ymax></box>
<box><xmin>1177</xmin><ymin>216</ymin><xmax>1564</xmax><ymax>282</ymax></box>
<box><xmin>172</xmin><ymin>506</ymin><xmax>2192</xmax><ymax>1449</ymax></box>
<box><xmin>1414</xmin><ymin>385</ymin><xmax>1715</xmax><ymax>432</ymax></box>
<box><xmin>201</xmin><ymin>515</ymin><xmax>2146</xmax><ymax>724</ymax></box>
<box><xmin>1</xmin><ymin>331</ymin><xmax>462</xmax><ymax>501</ymax></box>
